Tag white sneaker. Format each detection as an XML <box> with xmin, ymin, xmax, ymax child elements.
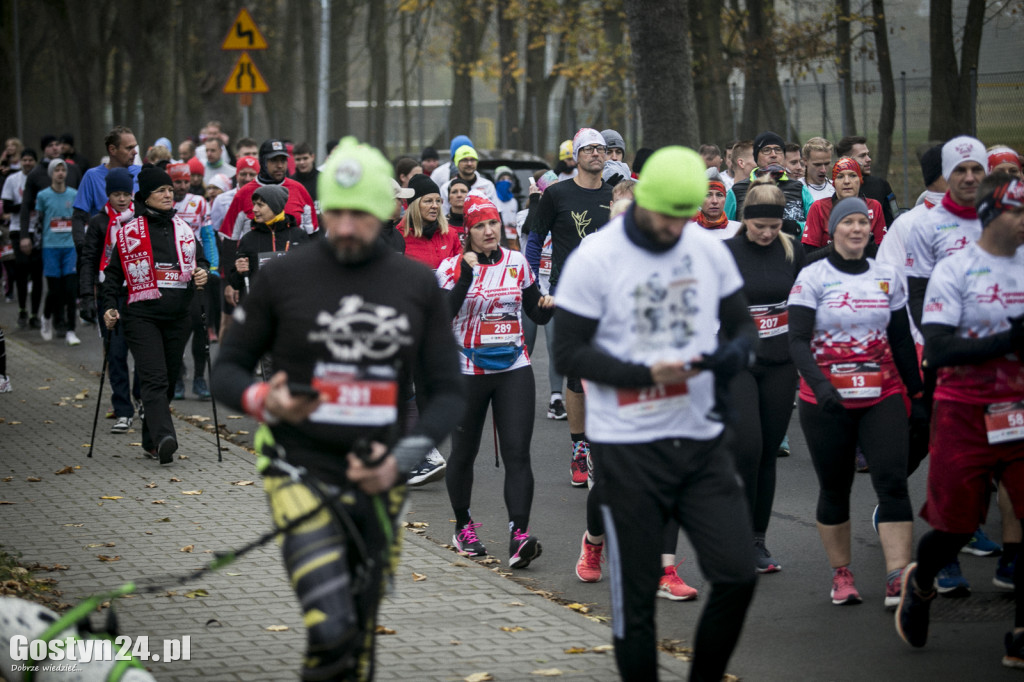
<box><xmin>425</xmin><ymin>448</ymin><xmax>445</xmax><ymax>466</ymax></box>
<box><xmin>0</xmin><ymin>375</ymin><xmax>11</xmax><ymax>393</ymax></box>
<box><xmin>40</xmin><ymin>317</ymin><xmax>53</xmax><ymax>341</ymax></box>
<box><xmin>66</xmin><ymin>330</ymin><xmax>81</xmax><ymax>346</ymax></box>
<box><xmin>110</xmin><ymin>416</ymin><xmax>132</xmax><ymax>433</ymax></box>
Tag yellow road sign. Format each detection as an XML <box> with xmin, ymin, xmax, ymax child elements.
<box><xmin>223</xmin><ymin>52</ymin><xmax>269</xmax><ymax>94</ymax></box>
<box><xmin>221</xmin><ymin>9</ymin><xmax>268</xmax><ymax>50</ymax></box>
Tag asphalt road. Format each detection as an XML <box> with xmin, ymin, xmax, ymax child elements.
<box><xmin>4</xmin><ymin>297</ymin><xmax>1018</xmax><ymax>681</ymax></box>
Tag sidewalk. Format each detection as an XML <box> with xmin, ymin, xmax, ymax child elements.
<box><xmin>0</xmin><ymin>326</ymin><xmax>690</xmax><ymax>681</ymax></box>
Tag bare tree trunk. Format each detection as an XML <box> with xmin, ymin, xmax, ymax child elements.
<box><xmin>448</xmin><ymin>0</ymin><xmax>490</xmax><ymax>140</ymax></box>
<box><xmin>870</xmin><ymin>0</ymin><xmax>895</xmax><ymax>181</ymax></box>
<box><xmin>928</xmin><ymin>0</ymin><xmax>984</xmax><ymax>140</ymax></box>
<box><xmin>522</xmin><ymin>0</ymin><xmax>560</xmax><ymax>155</ymax></box>
<box><xmin>740</xmin><ymin>0</ymin><xmax>785</xmax><ymax>137</ymax></box>
<box><xmin>367</xmin><ymin>0</ymin><xmax>388</xmax><ymax>150</ymax></box>
<box><xmin>623</xmin><ymin>0</ymin><xmax>699</xmax><ymax>149</ymax></box>
<box><xmin>302</xmin><ymin>0</ymin><xmax>318</xmax><ymax>143</ymax></box>
<box><xmin>836</xmin><ymin>0</ymin><xmax>856</xmax><ymax>135</ymax></box>
<box><xmin>329</xmin><ymin>0</ymin><xmax>354</xmax><ymax>146</ymax></box>
<box><xmin>400</xmin><ymin>12</ymin><xmax>412</xmax><ymax>151</ymax></box>
<box><xmin>497</xmin><ymin>1</ymin><xmax>520</xmax><ymax>149</ymax></box>
<box><xmin>689</xmin><ymin>0</ymin><xmax>733</xmax><ymax>147</ymax></box>
<box><xmin>601</xmin><ymin>0</ymin><xmax>627</xmax><ymax>135</ymax></box>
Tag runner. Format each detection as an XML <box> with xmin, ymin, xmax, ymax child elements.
<box><xmin>436</xmin><ymin>194</ymin><xmax>554</xmax><ymax>567</ymax></box>
<box><xmin>101</xmin><ymin>166</ymin><xmax>209</xmax><ymax>465</ymax></box>
<box><xmin>895</xmin><ymin>172</ymin><xmax>1024</xmax><ymax>669</ymax></box>
<box><xmin>2</xmin><ymin>148</ymin><xmax>40</xmax><ymax>329</ymax></box>
<box><xmin>789</xmin><ymin>197</ymin><xmax>924</xmax><ymax>607</ymax></box>
<box><xmin>802</xmin><ymin>157</ymin><xmax>886</xmax><ymax>257</ymax></box>
<box><xmin>555</xmin><ymin>146</ymin><xmax>758</xmax><ymax>681</ymax></box>
<box><xmin>726</xmin><ymin>180</ymin><xmax>806</xmax><ymax>573</ymax></box>
<box><xmin>35</xmin><ymin>158</ymin><xmax>79</xmax><ymax>345</ymax></box>
<box><xmin>692</xmin><ymin>170</ymin><xmax>741</xmax><ymax>239</ymax></box>
<box><xmin>211</xmin><ymin>137</ymin><xmax>464</xmax><ymax>680</ymax></box>
<box><xmin>227</xmin><ymin>184</ymin><xmax>308</xmax><ymax>302</ymax></box>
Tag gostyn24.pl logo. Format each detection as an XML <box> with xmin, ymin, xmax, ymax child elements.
<box><xmin>9</xmin><ymin>634</ymin><xmax>191</xmax><ymax>663</ymax></box>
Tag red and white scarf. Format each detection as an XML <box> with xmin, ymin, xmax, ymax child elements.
<box><xmin>98</xmin><ymin>201</ymin><xmax>135</xmax><ymax>278</ymax></box>
<box><xmin>117</xmin><ymin>215</ymin><xmax>196</xmax><ymax>303</ymax></box>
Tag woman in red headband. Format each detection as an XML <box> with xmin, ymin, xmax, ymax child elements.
<box><xmin>694</xmin><ymin>174</ymin><xmax>742</xmax><ymax>239</ymax></box>
<box><xmin>802</xmin><ymin>157</ymin><xmax>886</xmax><ymax>259</ymax></box>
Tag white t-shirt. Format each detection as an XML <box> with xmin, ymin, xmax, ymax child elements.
<box><xmin>436</xmin><ymin>247</ymin><xmax>535</xmax><ymax>376</ymax></box>
<box><xmin>556</xmin><ymin>217</ymin><xmax>742</xmax><ymax>443</ymax></box>
<box><xmin>1</xmin><ymin>170</ymin><xmax>27</xmax><ymax>206</ymax></box>
<box><xmin>440</xmin><ymin>175</ymin><xmax>498</xmax><ymax>215</ymax></box>
<box><xmin>904</xmin><ymin>200</ymin><xmax>981</xmax><ymax>279</ymax></box>
<box><xmin>801</xmin><ymin>178</ymin><xmax>836</xmax><ymax>203</ymax></box>
<box><xmin>876</xmin><ymin>202</ymin><xmax>933</xmax><ymax>345</ymax></box>
<box><xmin>922</xmin><ymin>241</ymin><xmax>1024</xmax><ymax>404</ymax></box>
<box><xmin>209</xmin><ymin>189</ymin><xmax>237</xmax><ymax>234</ymax></box>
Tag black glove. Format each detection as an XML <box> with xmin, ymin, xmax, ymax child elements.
<box><xmin>1011</xmin><ymin>313</ymin><xmax>1024</xmax><ymax>356</ymax></box>
<box><xmin>694</xmin><ymin>336</ymin><xmax>753</xmax><ymax>379</ymax></box>
<box><xmin>812</xmin><ymin>381</ymin><xmax>846</xmax><ymax>415</ymax></box>
<box><xmin>79</xmin><ymin>294</ymin><xmax>96</xmax><ymax>324</ymax></box>
<box><xmin>606</xmin><ymin>173</ymin><xmax>624</xmax><ymax>188</ymax></box>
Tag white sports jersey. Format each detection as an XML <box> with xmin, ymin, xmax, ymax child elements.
<box><xmin>922</xmin><ymin>241</ymin><xmax>1024</xmax><ymax>404</ymax></box>
<box><xmin>174</xmin><ymin>193</ymin><xmax>208</xmax><ymax>234</ymax></box>
<box><xmin>788</xmin><ymin>258</ymin><xmax>907</xmax><ymax>407</ymax></box>
<box><xmin>440</xmin><ymin>175</ymin><xmax>498</xmax><ymax>215</ymax></box>
<box><xmin>877</xmin><ymin>202</ymin><xmax>934</xmax><ymax>345</ymax></box>
<box><xmin>904</xmin><ymin>200</ymin><xmax>981</xmax><ymax>278</ymax></box>
<box><xmin>556</xmin><ymin>217</ymin><xmax>743</xmax><ymax>443</ymax></box>
<box><xmin>209</xmin><ymin>189</ymin><xmax>237</xmax><ymax>234</ymax></box>
<box><xmin>436</xmin><ymin>247</ymin><xmax>535</xmax><ymax>376</ymax></box>
<box><xmin>801</xmin><ymin>178</ymin><xmax>836</xmax><ymax>203</ymax></box>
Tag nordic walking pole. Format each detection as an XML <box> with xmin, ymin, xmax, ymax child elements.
<box><xmin>244</xmin><ymin>274</ymin><xmax>267</xmax><ymax>379</ymax></box>
<box><xmin>197</xmin><ymin>284</ymin><xmax>223</xmax><ymax>462</ymax></box>
<box><xmin>88</xmin><ymin>323</ymin><xmax>113</xmax><ymax>458</ymax></box>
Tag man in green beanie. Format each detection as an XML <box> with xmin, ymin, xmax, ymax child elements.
<box><xmin>212</xmin><ymin>136</ymin><xmax>465</xmax><ymax>681</ymax></box>
<box><xmin>554</xmin><ymin>146</ymin><xmax>759</xmax><ymax>682</ymax></box>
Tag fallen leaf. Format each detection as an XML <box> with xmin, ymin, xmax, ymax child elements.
<box><xmin>152</xmin><ymin>500</ymin><xmax>165</xmax><ymax>504</ymax></box>
<box><xmin>723</xmin><ymin>676</ymin><xmax>740</xmax><ymax>682</ymax></box>
<box><xmin>169</xmin><ymin>477</ymin><xmax>182</xmax><ymax>482</ymax></box>
<box><xmin>451</xmin><ymin>560</ymin><xmax>472</xmax><ymax>567</ymax></box>
<box><xmin>0</xmin><ymin>501</ymin><xmax>13</xmax><ymax>505</ymax></box>
<box><xmin>464</xmin><ymin>673</ymin><xmax>493</xmax><ymax>682</ymax></box>
<box><xmin>37</xmin><ymin>386</ymin><xmax>50</xmax><ymax>390</ymax></box>
<box><xmin>74</xmin><ymin>466</ymin><xmax>81</xmax><ymax>469</ymax></box>
<box><xmin>477</xmin><ymin>557</ymin><xmax>500</xmax><ymax>565</ymax></box>
<box><xmin>226</xmin><ymin>572</ymin><xmax>241</xmax><ymax>576</ymax></box>
<box><xmin>97</xmin><ymin>555</ymin><xmax>121</xmax><ymax>562</ymax></box>
<box><xmin>99</xmin><ymin>496</ymin><xmax>123</xmax><ymax>500</ymax></box>
<box><xmin>54</xmin><ymin>466</ymin><xmax>74</xmax><ymax>475</ymax></box>
<box><xmin>231</xmin><ymin>480</ymin><xmax>255</xmax><ymax>486</ymax></box>
<box><xmin>145</xmin><ymin>482</ymin><xmax>158</xmax><ymax>488</ymax></box>
<box><xmin>265</xmin><ymin>625</ymin><xmax>289</xmax><ymax>632</ymax></box>
<box><xmin>63</xmin><ymin>523</ymin><xmax>84</xmax><ymax>527</ymax></box>
<box><xmin>236</xmin><ymin>430</ymin><xmax>249</xmax><ymax>435</ymax></box>
<box><xmin>164</xmin><ymin>591</ymin><xmax>178</xmax><ymax>597</ymax></box>
<box><xmin>44</xmin><ymin>420</ymin><xmax>54</xmax><ymax>424</ymax></box>
<box><xmin>585</xmin><ymin>615</ymin><xmax>611</xmax><ymax>624</ymax></box>
<box><xmin>592</xmin><ymin>644</ymin><xmax>614</xmax><ymax>652</ymax></box>
<box><xmin>375</xmin><ymin>625</ymin><xmax>397</xmax><ymax>635</ymax></box>
<box><xmin>26</xmin><ymin>477</ymin><xmax>42</xmax><ymax>482</ymax></box>
<box><xmin>411</xmin><ymin>572</ymin><xmax>427</xmax><ymax>582</ymax></box>
<box><xmin>129</xmin><ymin>442</ymin><xmax>142</xmax><ymax>447</ymax></box>
<box><xmin>74</xmin><ymin>392</ymin><xmax>88</xmax><ymax>400</ymax></box>
<box><xmin>531</xmin><ymin>669</ymin><xmax>563</xmax><ymax>677</ymax></box>
<box><xmin>566</xmin><ymin>603</ymin><xmax>590</xmax><ymax>613</ymax></box>
<box><xmin>500</xmin><ymin>626</ymin><xmax>528</xmax><ymax>632</ymax></box>
<box><xmin>156</xmin><ymin>517</ymin><xmax>171</xmax><ymax>522</ymax></box>
<box><xmin>2</xmin><ymin>477</ymin><xmax>13</xmax><ymax>482</ymax></box>
<box><xmin>181</xmin><ymin>490</ymin><xmax>203</xmax><ymax>495</ymax></box>
<box><xmin>505</xmin><ymin>601</ymin><xmax>526</xmax><ymax>607</ymax></box>
<box><xmin>403</xmin><ymin>521</ymin><xmax>429</xmax><ymax>528</ymax></box>
<box><xmin>180</xmin><ymin>545</ymin><xmax>194</xmax><ymax>553</ymax></box>
<box><xmin>183</xmin><ymin>589</ymin><xmax>208</xmax><ymax>598</ymax></box>
<box><xmin>191</xmin><ymin>415</ymin><xmax>210</xmax><ymax>422</ymax></box>
<box><xmin>86</xmin><ymin>543</ymin><xmax>115</xmax><ymax>548</ymax></box>
<box><xmin>227</xmin><ymin>415</ymin><xmax>243</xmax><ymax>419</ymax></box>
<box><xmin>563</xmin><ymin>647</ymin><xmax>588</xmax><ymax>654</ymax></box>
<box><xmin>177</xmin><ymin>455</ymin><xmax>189</xmax><ymax>460</ymax></box>
<box><xmin>8</xmin><ymin>421</ymin><xmax>21</xmax><ymax>425</ymax></box>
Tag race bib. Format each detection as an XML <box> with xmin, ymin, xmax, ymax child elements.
<box><xmin>539</xmin><ymin>255</ymin><xmax>552</xmax><ymax>277</ymax></box>
<box><xmin>309</xmin><ymin>363</ymin><xmax>398</xmax><ymax>426</ymax></box>
<box><xmin>478</xmin><ymin>313</ymin><xmax>521</xmax><ymax>346</ymax></box>
<box><xmin>49</xmin><ymin>218</ymin><xmax>72</xmax><ymax>233</ymax></box>
<box><xmin>829</xmin><ymin>362</ymin><xmax>882</xmax><ymax>399</ymax></box>
<box><xmin>505</xmin><ymin>223</ymin><xmax>517</xmax><ymax>240</ymax></box>
<box><xmin>985</xmin><ymin>402</ymin><xmax>1024</xmax><ymax>445</ymax></box>
<box><xmin>0</xmin><ymin>243</ymin><xmax>12</xmax><ymax>259</ymax></box>
<box><xmin>616</xmin><ymin>382</ymin><xmax>689</xmax><ymax>418</ymax></box>
<box><xmin>750</xmin><ymin>302</ymin><xmax>789</xmax><ymax>339</ymax></box>
<box><xmin>154</xmin><ymin>263</ymin><xmax>187</xmax><ymax>289</ymax></box>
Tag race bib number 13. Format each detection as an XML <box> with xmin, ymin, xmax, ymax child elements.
<box><xmin>829</xmin><ymin>362</ymin><xmax>882</xmax><ymax>399</ymax></box>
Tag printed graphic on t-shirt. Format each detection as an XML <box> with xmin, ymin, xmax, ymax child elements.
<box><xmin>308</xmin><ymin>295</ymin><xmax>413</xmax><ymax>362</ymax></box>
<box><xmin>629</xmin><ymin>262</ymin><xmax>700</xmax><ymax>353</ymax></box>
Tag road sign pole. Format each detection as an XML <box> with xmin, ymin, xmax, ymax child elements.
<box><xmin>240</xmin><ymin>94</ymin><xmax>252</xmax><ymax>138</ymax></box>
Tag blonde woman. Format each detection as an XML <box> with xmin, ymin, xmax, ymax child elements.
<box><xmin>396</xmin><ymin>174</ymin><xmax>461</xmax><ymax>270</ymax></box>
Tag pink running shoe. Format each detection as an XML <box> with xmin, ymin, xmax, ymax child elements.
<box><xmin>657</xmin><ymin>565</ymin><xmax>698</xmax><ymax>601</ymax></box>
<box><xmin>575</xmin><ymin>532</ymin><xmax>603</xmax><ymax>582</ymax></box>
<box><xmin>570</xmin><ymin>441</ymin><xmax>590</xmax><ymax>487</ymax></box>
<box><xmin>831</xmin><ymin>566</ymin><xmax>863</xmax><ymax>605</ymax></box>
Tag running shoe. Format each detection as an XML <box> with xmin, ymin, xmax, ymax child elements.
<box><xmin>935</xmin><ymin>559</ymin><xmax>970</xmax><ymax>597</ymax></box>
<box><xmin>994</xmin><ymin>555</ymin><xmax>1015</xmax><ymax>591</ymax></box>
<box><xmin>0</xmin><ymin>375</ymin><xmax>11</xmax><ymax>393</ymax></box>
<box><xmin>570</xmin><ymin>441</ymin><xmax>590</xmax><ymax>487</ymax></box>
<box><xmin>754</xmin><ymin>539</ymin><xmax>781</xmax><ymax>573</ymax></box>
<box><xmin>40</xmin><ymin>316</ymin><xmax>53</xmax><ymax>341</ymax></box>
<box><xmin>871</xmin><ymin>504</ymin><xmax>880</xmax><ymax>535</ymax></box>
<box><xmin>193</xmin><ymin>377</ymin><xmax>211</xmax><ymax>400</ymax></box>
<box><xmin>135</xmin><ymin>397</ymin><xmax>145</xmax><ymax>421</ymax></box>
<box><xmin>65</xmin><ymin>330</ymin><xmax>81</xmax><ymax>346</ymax></box>
<box><xmin>961</xmin><ymin>527</ymin><xmax>1002</xmax><ymax>557</ymax></box>
<box><xmin>110</xmin><ymin>416</ymin><xmax>132</xmax><ymax>434</ymax></box>
<box><xmin>885</xmin><ymin>571</ymin><xmax>902</xmax><ymax>610</ymax></box>
<box><xmin>575</xmin><ymin>532</ymin><xmax>603</xmax><ymax>582</ymax></box>
<box><xmin>509</xmin><ymin>528</ymin><xmax>542</xmax><ymax>569</ymax></box>
<box><xmin>17</xmin><ymin>310</ymin><xmax>28</xmax><ymax>329</ymax></box>
<box><xmin>1004</xmin><ymin>631</ymin><xmax>1024</xmax><ymax>669</ymax></box>
<box><xmin>452</xmin><ymin>521</ymin><xmax>487</xmax><ymax>557</ymax></box>
<box><xmin>895</xmin><ymin>563</ymin><xmax>935</xmax><ymax>648</ymax></box>
<box><xmin>29</xmin><ymin>315</ymin><xmax>41</xmax><ymax>330</ymax></box>
<box><xmin>777</xmin><ymin>434</ymin><xmax>790</xmax><ymax>457</ymax></box>
<box><xmin>831</xmin><ymin>566</ymin><xmax>862</xmax><ymax>605</ymax></box>
<box><xmin>407</xmin><ymin>449</ymin><xmax>446</xmax><ymax>486</ymax></box>
<box><xmin>547</xmin><ymin>396</ymin><xmax>567</xmax><ymax>420</ymax></box>
<box><xmin>855</xmin><ymin>448</ymin><xmax>869</xmax><ymax>473</ymax></box>
<box><xmin>657</xmin><ymin>565</ymin><xmax>698</xmax><ymax>601</ymax></box>
<box><xmin>157</xmin><ymin>436</ymin><xmax>177</xmax><ymax>466</ymax></box>
<box><xmin>173</xmin><ymin>378</ymin><xmax>185</xmax><ymax>400</ymax></box>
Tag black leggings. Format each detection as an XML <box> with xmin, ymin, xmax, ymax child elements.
<box><xmin>446</xmin><ymin>365</ymin><xmax>536</xmax><ymax>532</ymax></box>
<box><xmin>13</xmin><ymin>245</ymin><xmax>42</xmax><ymax>315</ymax></box>
<box><xmin>43</xmin><ymin>275</ymin><xmax>77</xmax><ymax>331</ymax></box>
<box><xmin>729</xmin><ymin>363</ymin><xmax>797</xmax><ymax>534</ymax></box>
<box><xmin>800</xmin><ymin>393</ymin><xmax>912</xmax><ymax>526</ymax></box>
<box><xmin>587</xmin><ymin>455</ymin><xmax>679</xmax><ymax>556</ymax></box>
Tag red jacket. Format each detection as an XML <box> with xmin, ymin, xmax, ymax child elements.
<box><xmin>396</xmin><ymin>221</ymin><xmax>462</xmax><ymax>270</ymax></box>
<box><xmin>802</xmin><ymin>196</ymin><xmax>886</xmax><ymax>249</ymax></box>
<box><xmin>220</xmin><ymin>178</ymin><xmax>318</xmax><ymax>240</ymax></box>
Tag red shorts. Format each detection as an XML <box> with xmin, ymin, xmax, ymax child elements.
<box><xmin>920</xmin><ymin>399</ymin><xmax>1024</xmax><ymax>533</ymax></box>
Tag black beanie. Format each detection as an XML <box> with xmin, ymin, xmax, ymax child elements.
<box><xmin>447</xmin><ymin>177</ymin><xmax>471</xmax><ymax>196</ymax></box>
<box><xmin>408</xmin><ymin>174</ymin><xmax>441</xmax><ymax>203</ymax></box>
<box><xmin>253</xmin><ymin>184</ymin><xmax>289</xmax><ymax>216</ymax></box>
<box><xmin>421</xmin><ymin>146</ymin><xmax>439</xmax><ymax>161</ymax></box>
<box><xmin>40</xmin><ymin>134</ymin><xmax>57</xmax><ymax>152</ymax></box>
<box><xmin>920</xmin><ymin>145</ymin><xmax>944</xmax><ymax>187</ymax></box>
<box><xmin>135</xmin><ymin>166</ymin><xmax>173</xmax><ymax>206</ymax></box>
<box><xmin>753</xmin><ymin>131</ymin><xmax>785</xmax><ymax>162</ymax></box>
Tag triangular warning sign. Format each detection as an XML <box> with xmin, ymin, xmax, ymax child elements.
<box><xmin>221</xmin><ymin>9</ymin><xmax>268</xmax><ymax>50</ymax></box>
<box><xmin>223</xmin><ymin>53</ymin><xmax>269</xmax><ymax>94</ymax></box>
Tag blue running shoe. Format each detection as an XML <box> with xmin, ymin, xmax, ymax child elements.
<box><xmin>961</xmin><ymin>528</ymin><xmax>1002</xmax><ymax>557</ymax></box>
<box><xmin>935</xmin><ymin>560</ymin><xmax>971</xmax><ymax>598</ymax></box>
<box><xmin>995</xmin><ymin>555</ymin><xmax>1015</xmax><ymax>591</ymax></box>
<box><xmin>777</xmin><ymin>434</ymin><xmax>791</xmax><ymax>457</ymax></box>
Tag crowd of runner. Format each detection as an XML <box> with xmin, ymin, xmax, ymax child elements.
<box><xmin>0</xmin><ymin>122</ymin><xmax>1021</xmax><ymax>680</ymax></box>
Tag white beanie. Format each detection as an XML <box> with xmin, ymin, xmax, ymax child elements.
<box><xmin>572</xmin><ymin>128</ymin><xmax>606</xmax><ymax>162</ymax></box>
<box><xmin>941</xmin><ymin>136</ymin><xmax>987</xmax><ymax>180</ymax></box>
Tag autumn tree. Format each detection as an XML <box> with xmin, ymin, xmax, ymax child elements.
<box><xmin>928</xmin><ymin>0</ymin><xmax>985</xmax><ymax>140</ymax></box>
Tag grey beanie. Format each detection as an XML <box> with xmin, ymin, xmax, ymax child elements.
<box><xmin>602</xmin><ymin>160</ymin><xmax>631</xmax><ymax>183</ymax></box>
<box><xmin>828</xmin><ymin>197</ymin><xmax>870</xmax><ymax>237</ymax></box>
<box><xmin>253</xmin><ymin>184</ymin><xmax>289</xmax><ymax>216</ymax></box>
<box><xmin>47</xmin><ymin>158</ymin><xmax>67</xmax><ymax>178</ymax></box>
<box><xmin>601</xmin><ymin>129</ymin><xmax>625</xmax><ymax>151</ymax></box>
